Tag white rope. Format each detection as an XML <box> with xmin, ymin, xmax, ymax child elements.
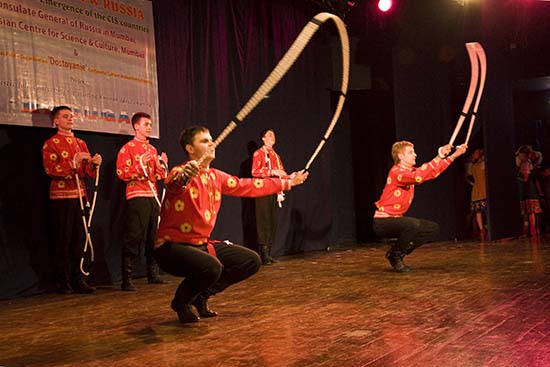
<box><xmin>139</xmin><ymin>154</ymin><xmax>162</xmax><ymax>208</ymax></box>
<box><xmin>449</xmin><ymin>42</ymin><xmax>480</xmax><ymax>146</ymax></box>
<box><xmin>73</xmin><ymin>154</ymin><xmax>99</xmax><ymax>276</ymax></box>
<box><xmin>304</xmin><ymin>14</ymin><xmax>349</xmax><ymax>170</ymax></box>
<box><xmin>159</xmin><ymin>159</ymin><xmax>168</xmax><ymax>204</ymax></box>
<box><xmin>195</xmin><ymin>12</ymin><xmax>350</xmax><ymax>170</ymax></box>
<box><xmin>464</xmin><ymin>43</ymin><xmax>487</xmax><ymax>146</ymax></box>
<box><xmin>448</xmin><ymin>42</ymin><xmax>487</xmax><ymax>147</ymax></box>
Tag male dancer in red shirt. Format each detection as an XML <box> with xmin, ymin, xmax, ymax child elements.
<box><xmin>373</xmin><ymin>141</ymin><xmax>467</xmax><ymax>272</ymax></box>
<box><xmin>154</xmin><ymin>126</ymin><xmax>308</xmax><ymax>324</ymax></box>
<box><xmin>42</xmin><ymin>106</ymin><xmax>102</xmax><ymax>293</ymax></box>
<box><xmin>116</xmin><ymin>112</ymin><xmax>168</xmax><ymax>291</ymax></box>
<box><xmin>251</xmin><ymin>129</ymin><xmax>289</xmax><ymax>265</ymax></box>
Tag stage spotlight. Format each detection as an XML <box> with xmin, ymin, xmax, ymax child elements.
<box><xmin>378</xmin><ymin>0</ymin><xmax>392</xmax><ymax>12</ymax></box>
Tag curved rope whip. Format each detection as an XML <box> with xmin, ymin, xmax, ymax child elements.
<box><xmin>449</xmin><ymin>43</ymin><xmax>479</xmax><ymax>146</ymax></box>
<box><xmin>140</xmin><ymin>154</ymin><xmax>168</xmax><ymax>228</ymax></box>
<box><xmin>449</xmin><ymin>42</ymin><xmax>487</xmax><ymax>147</ymax></box>
<box><xmin>159</xmin><ymin>160</ymin><xmax>168</xmax><ymax>204</ymax></box>
<box><xmin>195</xmin><ymin>12</ymin><xmax>350</xmax><ymax>169</ymax></box>
<box><xmin>464</xmin><ymin>43</ymin><xmax>487</xmax><ymax>146</ymax></box>
<box><xmin>303</xmin><ymin>19</ymin><xmax>349</xmax><ymax>170</ymax></box>
<box><xmin>73</xmin><ymin>155</ymin><xmax>99</xmax><ymax>276</ymax></box>
<box><xmin>139</xmin><ymin>154</ymin><xmax>163</xmax><ymax>208</ymax></box>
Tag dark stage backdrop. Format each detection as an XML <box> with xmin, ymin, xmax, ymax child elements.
<box><xmin>0</xmin><ymin>0</ymin><xmax>356</xmax><ymax>298</ymax></box>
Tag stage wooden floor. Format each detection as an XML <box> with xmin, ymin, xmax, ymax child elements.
<box><xmin>2</xmin><ymin>237</ymin><xmax>550</xmax><ymax>367</ymax></box>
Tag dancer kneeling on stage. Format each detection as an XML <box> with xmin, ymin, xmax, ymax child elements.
<box><xmin>154</xmin><ymin>126</ymin><xmax>308</xmax><ymax>324</ymax></box>
<box><xmin>373</xmin><ymin>141</ymin><xmax>467</xmax><ymax>273</ymax></box>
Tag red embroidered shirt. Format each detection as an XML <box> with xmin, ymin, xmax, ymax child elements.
<box><xmin>251</xmin><ymin>146</ymin><xmax>286</xmax><ymax>178</ymax></box>
<box><xmin>42</xmin><ymin>131</ymin><xmax>97</xmax><ymax>200</ymax></box>
<box><xmin>116</xmin><ymin>138</ymin><xmax>166</xmax><ymax>200</ymax></box>
<box><xmin>156</xmin><ymin>166</ymin><xmax>292</xmax><ymax>247</ymax></box>
<box><xmin>374</xmin><ymin>157</ymin><xmax>454</xmax><ymax>218</ymax></box>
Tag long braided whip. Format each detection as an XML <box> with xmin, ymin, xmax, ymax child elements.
<box><xmin>139</xmin><ymin>154</ymin><xmax>162</xmax><ymax>208</ymax></box>
<box><xmin>87</xmin><ymin>164</ymin><xmax>100</xmax><ymax>228</ymax></box>
<box><xmin>464</xmin><ymin>43</ymin><xmax>487</xmax><ymax>146</ymax></box>
<box><xmin>73</xmin><ymin>155</ymin><xmax>98</xmax><ymax>276</ymax></box>
<box><xmin>196</xmin><ymin>12</ymin><xmax>350</xmax><ymax>167</ymax></box>
<box><xmin>448</xmin><ymin>42</ymin><xmax>480</xmax><ymax>147</ymax></box>
<box><xmin>304</xmin><ymin>15</ymin><xmax>349</xmax><ymax>170</ymax></box>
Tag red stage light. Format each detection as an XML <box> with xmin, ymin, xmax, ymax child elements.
<box><xmin>378</xmin><ymin>0</ymin><xmax>392</xmax><ymax>12</ymax></box>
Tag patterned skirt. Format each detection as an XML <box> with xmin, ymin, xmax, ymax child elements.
<box><xmin>520</xmin><ymin>199</ymin><xmax>542</xmax><ymax>215</ymax></box>
<box><xmin>470</xmin><ymin>199</ymin><xmax>487</xmax><ymax>213</ymax></box>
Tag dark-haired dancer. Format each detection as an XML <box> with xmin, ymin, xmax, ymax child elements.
<box><xmin>154</xmin><ymin>126</ymin><xmax>308</xmax><ymax>324</ymax></box>
<box><xmin>251</xmin><ymin>128</ymin><xmax>290</xmax><ymax>264</ymax></box>
<box><xmin>373</xmin><ymin>141</ymin><xmax>467</xmax><ymax>272</ymax></box>
<box><xmin>42</xmin><ymin>106</ymin><xmax>101</xmax><ymax>293</ymax></box>
<box><xmin>116</xmin><ymin>112</ymin><xmax>168</xmax><ymax>291</ymax></box>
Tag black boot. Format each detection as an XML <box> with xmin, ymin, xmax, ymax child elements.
<box><xmin>147</xmin><ymin>259</ymin><xmax>167</xmax><ymax>284</ymax></box>
<box><xmin>192</xmin><ymin>292</ymin><xmax>218</xmax><ymax>318</ymax></box>
<box><xmin>404</xmin><ymin>241</ymin><xmax>417</xmax><ymax>255</ymax></box>
<box><xmin>56</xmin><ymin>274</ymin><xmax>73</xmax><ymax>294</ymax></box>
<box><xmin>261</xmin><ymin>245</ymin><xmax>272</xmax><ymax>265</ymax></box>
<box><xmin>171</xmin><ymin>302</ymin><xmax>200</xmax><ymax>323</ymax></box>
<box><xmin>385</xmin><ymin>249</ymin><xmax>411</xmax><ymax>273</ymax></box>
<box><xmin>57</xmin><ymin>282</ymin><xmax>73</xmax><ymax>294</ymax></box>
<box><xmin>72</xmin><ymin>276</ymin><xmax>95</xmax><ymax>294</ymax></box>
<box><xmin>121</xmin><ymin>257</ymin><xmax>136</xmax><ymax>291</ymax></box>
<box><xmin>267</xmin><ymin>245</ymin><xmax>278</xmax><ymax>263</ymax></box>
<box><xmin>171</xmin><ymin>282</ymin><xmax>200</xmax><ymax>324</ymax></box>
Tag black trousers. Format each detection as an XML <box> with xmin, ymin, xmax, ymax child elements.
<box><xmin>373</xmin><ymin>216</ymin><xmax>439</xmax><ymax>254</ymax></box>
<box><xmin>50</xmin><ymin>199</ymin><xmax>87</xmax><ymax>284</ymax></box>
<box><xmin>122</xmin><ymin>197</ymin><xmax>159</xmax><ymax>263</ymax></box>
<box><xmin>154</xmin><ymin>241</ymin><xmax>261</xmax><ymax>307</ymax></box>
<box><xmin>255</xmin><ymin>194</ymin><xmax>278</xmax><ymax>245</ymax></box>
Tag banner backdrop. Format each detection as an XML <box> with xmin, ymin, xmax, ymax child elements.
<box><xmin>0</xmin><ymin>0</ymin><xmax>159</xmax><ymax>137</ymax></box>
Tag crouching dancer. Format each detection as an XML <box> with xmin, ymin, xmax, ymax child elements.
<box><xmin>154</xmin><ymin>126</ymin><xmax>308</xmax><ymax>324</ymax></box>
<box><xmin>373</xmin><ymin>141</ymin><xmax>467</xmax><ymax>273</ymax></box>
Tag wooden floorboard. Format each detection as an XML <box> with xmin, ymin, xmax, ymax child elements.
<box><xmin>2</xmin><ymin>236</ymin><xmax>550</xmax><ymax>366</ymax></box>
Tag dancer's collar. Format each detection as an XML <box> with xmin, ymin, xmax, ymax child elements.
<box><xmin>57</xmin><ymin>130</ymin><xmax>74</xmax><ymax>137</ymax></box>
<box><xmin>134</xmin><ymin>136</ymin><xmax>149</xmax><ymax>143</ymax></box>
<box><xmin>398</xmin><ymin>163</ymin><xmax>413</xmax><ymax>171</ymax></box>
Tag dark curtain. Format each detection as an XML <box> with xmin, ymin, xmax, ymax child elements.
<box><xmin>0</xmin><ymin>0</ymin><xmax>355</xmax><ymax>299</ymax></box>
<box><xmin>481</xmin><ymin>0</ymin><xmax>523</xmax><ymax>240</ymax></box>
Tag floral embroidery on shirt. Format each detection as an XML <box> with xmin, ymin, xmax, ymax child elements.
<box><xmin>180</xmin><ymin>223</ymin><xmax>192</xmax><ymax>233</ymax></box>
<box><xmin>227</xmin><ymin>177</ymin><xmax>237</xmax><ymax>188</ymax></box>
<box><xmin>253</xmin><ymin>179</ymin><xmax>264</xmax><ymax>189</ymax></box>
